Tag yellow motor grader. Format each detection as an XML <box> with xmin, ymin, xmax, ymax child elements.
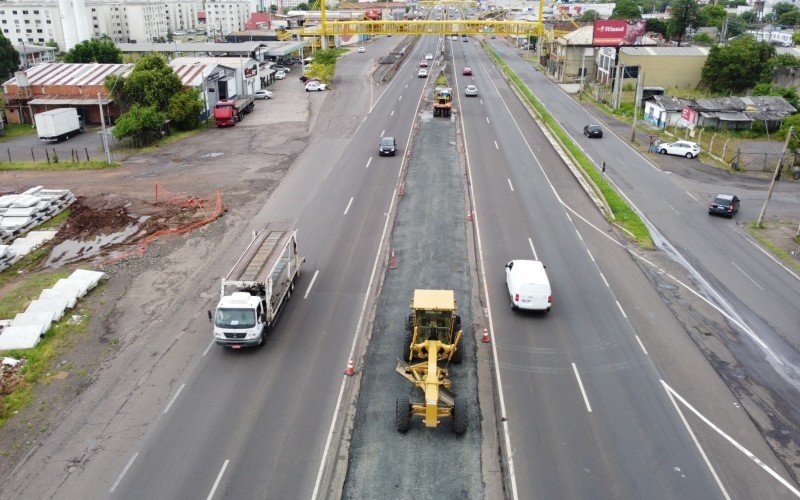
<box><xmin>396</xmin><ymin>289</ymin><xmax>467</xmax><ymax>434</ymax></box>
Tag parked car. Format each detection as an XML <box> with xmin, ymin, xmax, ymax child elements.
<box><xmin>275</xmin><ymin>70</ymin><xmax>287</xmax><ymax>80</ymax></box>
<box><xmin>490</xmin><ymin>34</ymin><xmax>496</xmax><ymax>39</ymax></box>
<box><xmin>358</xmin><ymin>46</ymin><xmax>366</xmax><ymax>53</ymax></box>
<box><xmin>305</xmin><ymin>81</ymin><xmax>327</xmax><ymax>91</ymax></box>
<box><xmin>451</xmin><ymin>35</ymin><xmax>458</xmax><ymax>40</ymax></box>
<box><xmin>659</xmin><ymin>140</ymin><xmax>700</xmax><ymax>158</ymax></box>
<box><xmin>275</xmin><ymin>65</ymin><xmax>290</xmax><ymax>73</ymax></box>
<box><xmin>425</xmin><ymin>53</ymin><xmax>434</xmax><ymax>60</ymax></box>
<box><xmin>708</xmin><ymin>193</ymin><xmax>740</xmax><ymax>218</ymax></box>
<box><xmin>420</xmin><ymin>60</ymin><xmax>428</xmax><ymax>67</ymax></box>
<box><xmin>462</xmin><ymin>36</ymin><xmax>469</xmax><ymax>42</ymax></box>
<box><xmin>464</xmin><ymin>84</ymin><xmax>478</xmax><ymax>97</ymax></box>
<box><xmin>254</xmin><ymin>89</ymin><xmax>273</xmax><ymax>100</ymax></box>
<box><xmin>379</xmin><ymin>136</ymin><xmax>397</xmax><ymax>156</ymax></box>
<box><xmin>418</xmin><ymin>68</ymin><xmax>428</xmax><ymax>78</ymax></box>
<box><xmin>583</xmin><ymin>124</ymin><xmax>603</xmax><ymax>138</ymax></box>
<box><xmin>462</xmin><ymin>67</ymin><xmax>472</xmax><ymax>75</ymax></box>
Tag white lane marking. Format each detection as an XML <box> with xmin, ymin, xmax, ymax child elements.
<box><xmin>494</xmin><ymin>140</ymin><xmax>499</xmax><ymax>150</ymax></box>
<box><xmin>304</xmin><ymin>270</ymin><xmax>320</xmax><ymax>299</ymax></box>
<box><xmin>528</xmin><ymin>237</ymin><xmax>538</xmax><ymax>260</ymax></box>
<box><xmin>405</xmin><ymin>84</ymin><xmax>408</xmax><ymax>88</ymax></box>
<box><xmin>730</xmin><ymin>261</ymin><xmax>765</xmax><ymax>291</ymax></box>
<box><xmin>565</xmin><ymin>213</ymin><xmax>573</xmax><ymax>223</ymax></box>
<box><xmin>662</xmin><ymin>383</ymin><xmax>731</xmax><ymax>499</ymax></box>
<box><xmin>572</xmin><ymin>363</ymin><xmax>593</xmax><ymax>413</ymax></box>
<box><xmin>109</xmin><ymin>452</ymin><xmax>138</xmax><ymax>493</ymax></box>
<box><xmin>365</xmin><ymin>157</ymin><xmax>372</xmax><ymax>169</ymax></box>
<box><xmin>343</xmin><ymin>197</ymin><xmax>354</xmax><ymax>215</ymax></box>
<box><xmin>575</xmin><ymin>229</ymin><xmax>583</xmax><ymax>242</ymax></box>
<box><xmin>486</xmin><ymin>116</ymin><xmax>490</xmax><ymax>123</ymax></box>
<box><xmin>207</xmin><ymin>459</ymin><xmax>230</xmax><ymax>500</ymax></box>
<box><xmin>586</xmin><ymin>248</ymin><xmax>595</xmax><ymax>262</ymax></box>
<box><xmin>202</xmin><ymin>339</ymin><xmax>215</xmax><ymax>356</ymax></box>
<box><xmin>399</xmin><ymin>95</ymin><xmax>403</xmax><ymax>100</ymax></box>
<box><xmin>615</xmin><ymin>300</ymin><xmax>627</xmax><ymax>319</ymax></box>
<box><xmin>391</xmin><ymin>110</ymin><xmax>395</xmax><ymax>116</ymax></box>
<box><xmin>635</xmin><ymin>335</ymin><xmax>649</xmax><ymax>355</ymax></box>
<box><xmin>685</xmin><ymin>190</ymin><xmax>698</xmax><ymax>202</ymax></box>
<box><xmin>742</xmin><ymin>233</ymin><xmax>800</xmax><ymax>281</ymax></box>
<box><xmin>599</xmin><ymin>272</ymin><xmax>610</xmax><ymax>288</ymax></box>
<box><xmin>480</xmin><ymin>99</ymin><xmax>484</xmax><ymax>104</ymax></box>
<box><xmin>163</xmin><ymin>383</ymin><xmax>185</xmax><ymax>414</ymax></box>
<box><xmin>453</xmin><ymin>43</ymin><xmax>519</xmax><ymax>500</ymax></box>
<box><xmin>665</xmin><ymin>380</ymin><xmax>800</xmax><ymax>497</ymax></box>
<box><xmin>669</xmin><ymin>205</ymin><xmax>680</xmax><ymax>215</ymax></box>
<box><xmin>380</xmin><ymin>130</ymin><xmax>385</xmax><ymax>137</ymax></box>
<box><xmin>507</xmin><ymin>178</ymin><xmax>514</xmax><ymax>191</ymax></box>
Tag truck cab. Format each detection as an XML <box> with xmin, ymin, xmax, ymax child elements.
<box><xmin>211</xmin><ymin>292</ymin><xmax>267</xmax><ymax>347</ymax></box>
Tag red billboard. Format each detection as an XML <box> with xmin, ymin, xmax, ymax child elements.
<box><xmin>592</xmin><ymin>19</ymin><xmax>648</xmax><ymax>46</ymax></box>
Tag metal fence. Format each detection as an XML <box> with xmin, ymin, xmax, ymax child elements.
<box><xmin>2</xmin><ymin>146</ymin><xmax>102</xmax><ymax>164</ymax></box>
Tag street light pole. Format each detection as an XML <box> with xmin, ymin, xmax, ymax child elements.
<box><xmin>97</xmin><ymin>93</ymin><xmax>112</xmax><ymax>164</ymax></box>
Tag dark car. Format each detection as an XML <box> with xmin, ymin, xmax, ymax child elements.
<box><xmin>379</xmin><ymin>136</ymin><xmax>397</xmax><ymax>156</ymax></box>
<box><xmin>708</xmin><ymin>194</ymin><xmax>740</xmax><ymax>218</ymax></box>
<box><xmin>583</xmin><ymin>124</ymin><xmax>603</xmax><ymax>138</ymax></box>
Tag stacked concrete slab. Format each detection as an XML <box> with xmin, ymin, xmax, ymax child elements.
<box><xmin>0</xmin><ymin>269</ymin><xmax>105</xmax><ymax>350</ymax></box>
<box><xmin>0</xmin><ymin>186</ymin><xmax>74</xmax><ymax>244</ymax></box>
<box><xmin>0</xmin><ymin>230</ymin><xmax>59</xmax><ymax>273</ymax></box>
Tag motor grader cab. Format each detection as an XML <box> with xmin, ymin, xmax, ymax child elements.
<box><xmin>395</xmin><ymin>290</ymin><xmax>467</xmax><ymax>435</ymax></box>
<box><xmin>433</xmin><ymin>86</ymin><xmax>453</xmax><ymax>118</ymax></box>
<box><xmin>403</xmin><ymin>289</ymin><xmax>462</xmax><ymax>364</ymax></box>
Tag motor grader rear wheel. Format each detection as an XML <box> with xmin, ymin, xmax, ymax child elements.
<box><xmin>452</xmin><ymin>396</ymin><xmax>467</xmax><ymax>435</ymax></box>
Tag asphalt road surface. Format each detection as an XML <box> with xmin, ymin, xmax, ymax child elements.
<box><xmin>487</xmin><ymin>40</ymin><xmax>800</xmax><ymax>483</ymax></box>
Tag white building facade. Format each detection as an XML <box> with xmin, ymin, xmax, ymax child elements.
<box><xmin>0</xmin><ymin>0</ymin><xmax>201</xmax><ymax>51</ymax></box>
<box><xmin>205</xmin><ymin>0</ymin><xmax>254</xmax><ymax>36</ymax></box>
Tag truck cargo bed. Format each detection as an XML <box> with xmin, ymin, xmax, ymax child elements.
<box><xmin>228</xmin><ymin>226</ymin><xmax>293</xmax><ymax>283</ymax></box>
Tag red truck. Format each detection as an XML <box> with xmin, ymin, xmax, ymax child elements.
<box><xmin>213</xmin><ymin>96</ymin><xmax>255</xmax><ymax>127</ymax></box>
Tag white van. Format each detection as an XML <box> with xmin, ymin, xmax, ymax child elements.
<box><xmin>505</xmin><ymin>260</ymin><xmax>552</xmax><ymax>312</ymax></box>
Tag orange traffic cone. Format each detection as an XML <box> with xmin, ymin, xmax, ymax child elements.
<box><xmin>481</xmin><ymin>328</ymin><xmax>490</xmax><ymax>343</ymax></box>
<box><xmin>344</xmin><ymin>358</ymin><xmax>355</xmax><ymax>376</ymax></box>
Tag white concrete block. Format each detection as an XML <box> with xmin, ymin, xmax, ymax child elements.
<box><xmin>26</xmin><ymin>298</ymin><xmax>69</xmax><ymax>321</ymax></box>
<box><xmin>68</xmin><ymin>269</ymin><xmax>105</xmax><ymax>290</ymax></box>
<box><xmin>13</xmin><ymin>311</ymin><xmax>56</xmax><ymax>329</ymax></box>
<box><xmin>52</xmin><ymin>279</ymin><xmax>88</xmax><ymax>298</ymax></box>
<box><xmin>0</xmin><ymin>325</ymin><xmax>45</xmax><ymax>350</ymax></box>
<box><xmin>40</xmin><ymin>288</ymin><xmax>78</xmax><ymax>308</ymax></box>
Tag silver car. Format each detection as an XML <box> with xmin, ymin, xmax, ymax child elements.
<box><xmin>464</xmin><ymin>85</ymin><xmax>478</xmax><ymax>96</ymax></box>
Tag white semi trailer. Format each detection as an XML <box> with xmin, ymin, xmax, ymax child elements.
<box><xmin>209</xmin><ymin>225</ymin><xmax>304</xmax><ymax>348</ymax></box>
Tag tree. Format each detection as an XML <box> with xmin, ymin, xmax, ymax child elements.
<box><xmin>646</xmin><ymin>18</ymin><xmax>668</xmax><ymax>36</ymax></box>
<box><xmin>111</xmin><ymin>104</ymin><xmax>166</xmax><ymax>146</ymax></box>
<box><xmin>771</xmin><ymin>2</ymin><xmax>798</xmax><ymax>18</ymax></box>
<box><xmin>296</xmin><ymin>3</ymin><xmax>309</xmax><ymax>10</ymax></box>
<box><xmin>303</xmin><ymin>61</ymin><xmax>334</xmax><ymax>84</ymax></box>
<box><xmin>697</xmin><ymin>4</ymin><xmax>727</xmax><ymax>29</ymax></box>
<box><xmin>577</xmin><ymin>10</ymin><xmax>601</xmax><ymax>22</ymax></box>
<box><xmin>793</xmin><ymin>30</ymin><xmax>800</xmax><ymax>45</ymax></box>
<box><xmin>701</xmin><ymin>35</ymin><xmax>775</xmax><ymax>92</ymax></box>
<box><xmin>63</xmin><ymin>38</ymin><xmax>122</xmax><ymax>63</ymax></box>
<box><xmin>779</xmin><ymin>10</ymin><xmax>800</xmax><ymax>26</ymax></box>
<box><xmin>269</xmin><ymin>4</ymin><xmax>277</xmax><ymax>13</ymax></box>
<box><xmin>0</xmin><ymin>32</ymin><xmax>21</xmax><ymax>80</ymax></box>
<box><xmin>693</xmin><ymin>32</ymin><xmax>716</xmax><ymax>45</ymax></box>
<box><xmin>738</xmin><ymin>10</ymin><xmax>759</xmax><ymax>23</ymax></box>
<box><xmin>166</xmin><ymin>30</ymin><xmax>174</xmax><ymax>43</ymax></box>
<box><xmin>759</xmin><ymin>53</ymin><xmax>800</xmax><ymax>83</ymax></box>
<box><xmin>167</xmin><ymin>88</ymin><xmax>204</xmax><ymax>131</ymax></box>
<box><xmin>105</xmin><ymin>53</ymin><xmax>182</xmax><ymax>111</ymax></box>
<box><xmin>611</xmin><ymin>0</ymin><xmax>642</xmax><ymax>19</ymax></box>
<box><xmin>668</xmin><ymin>0</ymin><xmax>700</xmax><ymax>46</ymax></box>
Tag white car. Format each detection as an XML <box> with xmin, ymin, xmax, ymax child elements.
<box><xmin>658</xmin><ymin>140</ymin><xmax>700</xmax><ymax>158</ymax></box>
<box><xmin>358</xmin><ymin>46</ymin><xmax>366</xmax><ymax>53</ymax></box>
<box><xmin>425</xmin><ymin>53</ymin><xmax>434</xmax><ymax>60</ymax></box>
<box><xmin>451</xmin><ymin>35</ymin><xmax>458</xmax><ymax>40</ymax></box>
<box><xmin>275</xmin><ymin>65</ymin><xmax>290</xmax><ymax>73</ymax></box>
<box><xmin>275</xmin><ymin>70</ymin><xmax>287</xmax><ymax>80</ymax></box>
<box><xmin>254</xmin><ymin>89</ymin><xmax>273</xmax><ymax>100</ymax></box>
<box><xmin>305</xmin><ymin>81</ymin><xmax>327</xmax><ymax>91</ymax></box>
<box><xmin>418</xmin><ymin>68</ymin><xmax>428</xmax><ymax>78</ymax></box>
<box><xmin>464</xmin><ymin>84</ymin><xmax>478</xmax><ymax>96</ymax></box>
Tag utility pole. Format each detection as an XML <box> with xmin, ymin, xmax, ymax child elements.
<box><xmin>757</xmin><ymin>125</ymin><xmax>792</xmax><ymax>227</ymax></box>
<box><xmin>631</xmin><ymin>69</ymin><xmax>644</xmax><ymax>143</ymax></box>
<box><xmin>97</xmin><ymin>93</ymin><xmax>112</xmax><ymax>164</ymax></box>
<box><xmin>579</xmin><ymin>47</ymin><xmax>587</xmax><ymax>100</ymax></box>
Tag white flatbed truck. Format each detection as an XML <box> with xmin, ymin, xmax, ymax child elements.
<box><xmin>209</xmin><ymin>225</ymin><xmax>304</xmax><ymax>348</ymax></box>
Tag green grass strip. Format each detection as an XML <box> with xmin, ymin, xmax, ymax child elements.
<box><xmin>483</xmin><ymin>43</ymin><xmax>653</xmax><ymax>249</ymax></box>
<box><xmin>0</xmin><ymin>160</ymin><xmax>115</xmax><ymax>171</ymax></box>
<box><xmin>0</xmin><ymin>123</ymin><xmax>38</xmax><ymax>141</ymax></box>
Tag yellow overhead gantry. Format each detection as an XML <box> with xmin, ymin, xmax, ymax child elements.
<box><xmin>298</xmin><ymin>20</ymin><xmax>541</xmax><ymax>37</ymax></box>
